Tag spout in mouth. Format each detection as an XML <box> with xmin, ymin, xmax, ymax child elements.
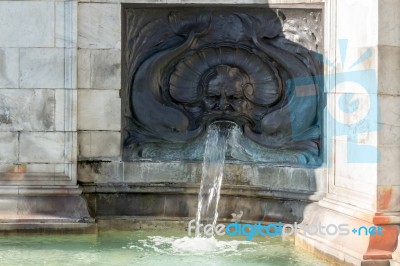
<box><xmin>208</xmin><ymin>120</ymin><xmax>242</xmax><ymax>135</ymax></box>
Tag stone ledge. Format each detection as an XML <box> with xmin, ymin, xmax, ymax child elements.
<box><xmin>0</xmin><ymin>192</ymin><xmax>94</xmax><ymax>231</ymax></box>
<box><xmin>96</xmin><ymin>216</ymin><xmax>190</xmax><ymax>231</ymax></box>
<box><xmin>0</xmin><ymin>185</ymin><xmax>81</xmax><ymax>195</ymax></box>
<box><xmin>0</xmin><ymin>222</ymin><xmax>97</xmax><ymax>234</ymax></box>
<box><xmin>81</xmin><ymin>182</ymin><xmax>325</xmax><ymax>201</ymax></box>
<box><xmin>83</xmin><ymin>188</ymin><xmax>318</xmax><ymax>223</ymax></box>
<box><xmin>78</xmin><ymin>161</ymin><xmax>326</xmax><ymax>194</ymax></box>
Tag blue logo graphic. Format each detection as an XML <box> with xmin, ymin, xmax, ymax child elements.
<box><xmin>187</xmin><ymin>219</ymin><xmax>384</xmax><ymax>241</ymax></box>
<box><xmin>289</xmin><ymin>39</ymin><xmax>381</xmax><ymax>165</ymax></box>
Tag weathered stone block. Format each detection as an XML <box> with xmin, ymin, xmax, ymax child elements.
<box><xmin>77</xmin><ymin>49</ymin><xmax>91</xmax><ymax>89</ymax></box>
<box><xmin>378</xmin><ymin>146</ymin><xmax>400</xmax><ymax>186</ymax></box>
<box><xmin>17</xmin><ymin>195</ymin><xmax>92</xmax><ymax>220</ymax></box>
<box><xmin>78</xmin><ymin>131</ymin><xmax>121</xmax><ymax>158</ymax></box>
<box><xmin>24</xmin><ymin>163</ymin><xmax>65</xmax><ymax>174</ymax></box>
<box><xmin>379</xmin><ymin>0</ymin><xmax>400</xmax><ymax>47</ymax></box>
<box><xmin>91</xmin><ymin>49</ymin><xmax>121</xmax><ymax>89</ymax></box>
<box><xmin>379</xmin><ymin>46</ymin><xmax>400</xmax><ymax>95</ymax></box>
<box><xmin>252</xmin><ymin>166</ymin><xmax>318</xmax><ymax>192</ymax></box>
<box><xmin>0</xmin><ymin>132</ymin><xmax>18</xmax><ymax>163</ymax></box>
<box><xmin>19</xmin><ymin>132</ymin><xmax>66</xmax><ymax>163</ymax></box>
<box><xmin>0</xmin><ymin>2</ymin><xmax>54</xmax><ymax>47</ymax></box>
<box><xmin>77</xmin><ymin>90</ymin><xmax>121</xmax><ymax>130</ymax></box>
<box><xmin>78</xmin><ymin>161</ymin><xmax>123</xmax><ymax>183</ymax></box>
<box><xmin>0</xmin><ymin>48</ymin><xmax>19</xmax><ymax>88</ymax></box>
<box><xmin>0</xmin><ymin>89</ymin><xmax>55</xmax><ymax>131</ymax></box>
<box><xmin>379</xmin><ymin>95</ymin><xmax>400</xmax><ymax>127</ymax></box>
<box><xmin>77</xmin><ymin>133</ymin><xmax>91</xmax><ymax>159</ymax></box>
<box><xmin>78</xmin><ymin>3</ymin><xmax>120</xmax><ymax>49</ymax></box>
<box><xmin>55</xmin><ymin>89</ymin><xmax>78</xmax><ymax>132</ymax></box>
<box><xmin>123</xmin><ymin>162</ymin><xmax>199</xmax><ymax>183</ymax></box>
<box><xmin>20</xmin><ymin>48</ymin><xmax>65</xmax><ymax>89</ymax></box>
<box><xmin>378</xmin><ymin>94</ymin><xmax>400</xmax><ymax>175</ymax></box>
<box><xmin>377</xmin><ymin>185</ymin><xmax>400</xmax><ymax>211</ymax></box>
<box><xmin>95</xmin><ymin>193</ymin><xmax>166</xmax><ymax>217</ymax></box>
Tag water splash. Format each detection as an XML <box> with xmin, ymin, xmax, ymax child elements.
<box><xmin>195</xmin><ymin>121</ymin><xmax>240</xmax><ymax>237</ymax></box>
<box><xmin>133</xmin><ymin>236</ymin><xmax>255</xmax><ymax>255</ymax></box>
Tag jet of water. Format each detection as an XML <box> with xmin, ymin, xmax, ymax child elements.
<box><xmin>195</xmin><ymin>121</ymin><xmax>240</xmax><ymax>237</ymax></box>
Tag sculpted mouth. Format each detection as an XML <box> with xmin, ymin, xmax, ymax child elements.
<box><xmin>204</xmin><ymin>110</ymin><xmax>235</xmax><ymax>115</ymax></box>
<box><xmin>202</xmin><ymin>112</ymin><xmax>255</xmax><ymax>128</ymax></box>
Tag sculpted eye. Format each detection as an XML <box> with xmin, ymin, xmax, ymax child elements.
<box><xmin>229</xmin><ymin>95</ymin><xmax>242</xmax><ymax>100</ymax></box>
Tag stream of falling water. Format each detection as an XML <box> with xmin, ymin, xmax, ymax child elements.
<box><xmin>195</xmin><ymin>121</ymin><xmax>239</xmax><ymax>237</ymax></box>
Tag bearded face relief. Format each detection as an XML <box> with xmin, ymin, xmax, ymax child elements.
<box><xmin>202</xmin><ymin>66</ymin><xmax>252</xmax><ymax>122</ymax></box>
<box><xmin>204</xmin><ymin>66</ymin><xmax>248</xmax><ymax>112</ymax></box>
<box><xmin>123</xmin><ymin>7</ymin><xmax>323</xmax><ymax>165</ymax></box>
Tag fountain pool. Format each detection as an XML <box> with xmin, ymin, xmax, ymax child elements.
<box><xmin>0</xmin><ymin>230</ymin><xmax>331</xmax><ymax>266</ymax></box>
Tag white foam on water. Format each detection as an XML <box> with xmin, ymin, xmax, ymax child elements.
<box><xmin>128</xmin><ymin>236</ymin><xmax>257</xmax><ymax>256</ymax></box>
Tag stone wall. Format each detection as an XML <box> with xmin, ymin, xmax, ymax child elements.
<box><xmin>77</xmin><ymin>1</ymin><xmax>122</xmax><ymax>182</ymax></box>
<box><xmin>0</xmin><ymin>1</ymin><xmax>77</xmax><ymax>186</ymax></box>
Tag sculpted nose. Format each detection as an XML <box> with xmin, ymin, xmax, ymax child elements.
<box><xmin>218</xmin><ymin>96</ymin><xmax>229</xmax><ymax>110</ymax></box>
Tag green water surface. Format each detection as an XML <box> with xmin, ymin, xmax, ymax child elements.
<box><xmin>0</xmin><ymin>230</ymin><xmax>332</xmax><ymax>266</ymax></box>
